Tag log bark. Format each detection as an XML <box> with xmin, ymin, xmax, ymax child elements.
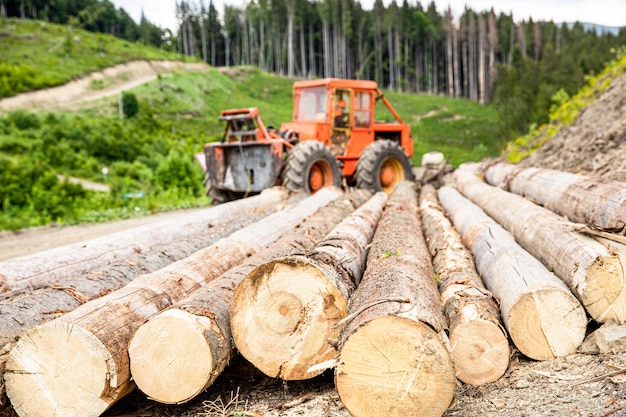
<box><xmin>482</xmin><ymin>161</ymin><xmax>626</xmax><ymax>235</ymax></box>
<box><xmin>127</xmin><ymin>190</ymin><xmax>372</xmax><ymax>404</ymax></box>
<box><xmin>4</xmin><ymin>187</ymin><xmax>344</xmax><ymax>417</ymax></box>
<box><xmin>0</xmin><ymin>187</ymin><xmax>288</xmax><ymax>296</ymax></box>
<box><xmin>454</xmin><ymin>169</ymin><xmax>626</xmax><ymax>324</ymax></box>
<box><xmin>419</xmin><ymin>184</ymin><xmax>509</xmax><ymax>386</ymax></box>
<box><xmin>230</xmin><ymin>192</ymin><xmax>388</xmax><ymax>381</ymax></box>
<box><xmin>335</xmin><ymin>181</ymin><xmax>455</xmax><ymax>417</ymax></box>
<box><xmin>437</xmin><ymin>185</ymin><xmax>587</xmax><ymax>361</ymax></box>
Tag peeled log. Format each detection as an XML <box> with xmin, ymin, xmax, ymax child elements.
<box><xmin>128</xmin><ymin>190</ymin><xmax>371</xmax><ymax>404</ymax></box>
<box><xmin>454</xmin><ymin>169</ymin><xmax>626</xmax><ymax>324</ymax></box>
<box><xmin>336</xmin><ymin>182</ymin><xmax>455</xmax><ymax>417</ymax></box>
<box><xmin>231</xmin><ymin>192</ymin><xmax>388</xmax><ymax>381</ymax></box>
<box><xmin>482</xmin><ymin>161</ymin><xmax>626</xmax><ymax>235</ymax></box>
<box><xmin>419</xmin><ymin>184</ymin><xmax>509</xmax><ymax>385</ymax></box>
<box><xmin>0</xmin><ymin>187</ymin><xmax>288</xmax><ymax>296</ymax></box>
<box><xmin>438</xmin><ymin>185</ymin><xmax>587</xmax><ymax>360</ymax></box>
<box><xmin>4</xmin><ymin>187</ymin><xmax>344</xmax><ymax>417</ymax></box>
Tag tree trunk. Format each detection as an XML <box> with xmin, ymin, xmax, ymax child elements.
<box><xmin>437</xmin><ymin>185</ymin><xmax>587</xmax><ymax>361</ymax></box>
<box><xmin>128</xmin><ymin>190</ymin><xmax>371</xmax><ymax>404</ymax></box>
<box><xmin>482</xmin><ymin>162</ymin><xmax>626</xmax><ymax>235</ymax></box>
<box><xmin>454</xmin><ymin>168</ymin><xmax>626</xmax><ymax>324</ymax></box>
<box><xmin>4</xmin><ymin>188</ymin><xmax>344</xmax><ymax>417</ymax></box>
<box><xmin>0</xmin><ymin>189</ymin><xmax>287</xmax><ymax>296</ymax></box>
<box><xmin>231</xmin><ymin>192</ymin><xmax>388</xmax><ymax>381</ymax></box>
<box><xmin>0</xmin><ymin>188</ymin><xmax>288</xmax><ymax>407</ymax></box>
<box><xmin>335</xmin><ymin>182</ymin><xmax>455</xmax><ymax>417</ymax></box>
<box><xmin>419</xmin><ymin>184</ymin><xmax>509</xmax><ymax>386</ymax></box>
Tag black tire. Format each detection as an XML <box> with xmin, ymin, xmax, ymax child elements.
<box><xmin>355</xmin><ymin>139</ymin><xmax>414</xmax><ymax>193</ymax></box>
<box><xmin>282</xmin><ymin>141</ymin><xmax>342</xmax><ymax>194</ymax></box>
<box><xmin>204</xmin><ymin>173</ymin><xmax>233</xmax><ymax>205</ymax></box>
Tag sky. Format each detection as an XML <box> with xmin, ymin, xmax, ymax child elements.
<box><xmin>110</xmin><ymin>0</ymin><xmax>626</xmax><ymax>33</ymax></box>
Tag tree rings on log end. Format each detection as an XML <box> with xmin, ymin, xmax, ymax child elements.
<box><xmin>5</xmin><ymin>321</ymin><xmax>126</xmax><ymax>417</ymax></box>
<box><xmin>583</xmin><ymin>254</ymin><xmax>626</xmax><ymax>324</ymax></box>
<box><xmin>231</xmin><ymin>256</ymin><xmax>347</xmax><ymax>380</ymax></box>
<box><xmin>449</xmin><ymin>317</ymin><xmax>510</xmax><ymax>385</ymax></box>
<box><xmin>508</xmin><ymin>288</ymin><xmax>587</xmax><ymax>361</ymax></box>
<box><xmin>128</xmin><ymin>308</ymin><xmax>221</xmax><ymax>404</ymax></box>
<box><xmin>336</xmin><ymin>315</ymin><xmax>455</xmax><ymax>417</ymax></box>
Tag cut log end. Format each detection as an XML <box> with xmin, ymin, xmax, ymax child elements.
<box><xmin>5</xmin><ymin>321</ymin><xmax>127</xmax><ymax>417</ymax></box>
<box><xmin>231</xmin><ymin>257</ymin><xmax>347</xmax><ymax>380</ymax></box>
<box><xmin>508</xmin><ymin>288</ymin><xmax>587</xmax><ymax>361</ymax></box>
<box><xmin>449</xmin><ymin>318</ymin><xmax>510</xmax><ymax>385</ymax></box>
<box><xmin>336</xmin><ymin>315</ymin><xmax>455</xmax><ymax>417</ymax></box>
<box><xmin>583</xmin><ymin>255</ymin><xmax>626</xmax><ymax>324</ymax></box>
<box><xmin>128</xmin><ymin>309</ymin><xmax>223</xmax><ymax>404</ymax></box>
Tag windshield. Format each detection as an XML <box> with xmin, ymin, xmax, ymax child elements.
<box><xmin>296</xmin><ymin>87</ymin><xmax>328</xmax><ymax>122</ymax></box>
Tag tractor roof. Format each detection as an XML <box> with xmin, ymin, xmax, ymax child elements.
<box><xmin>293</xmin><ymin>78</ymin><xmax>379</xmax><ymax>90</ymax></box>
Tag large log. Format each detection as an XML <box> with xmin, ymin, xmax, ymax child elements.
<box><xmin>482</xmin><ymin>161</ymin><xmax>626</xmax><ymax>235</ymax></box>
<box><xmin>4</xmin><ymin>187</ymin><xmax>344</xmax><ymax>417</ymax></box>
<box><xmin>127</xmin><ymin>190</ymin><xmax>372</xmax><ymax>404</ymax></box>
<box><xmin>335</xmin><ymin>181</ymin><xmax>455</xmax><ymax>417</ymax></box>
<box><xmin>419</xmin><ymin>184</ymin><xmax>509</xmax><ymax>386</ymax></box>
<box><xmin>0</xmin><ymin>187</ymin><xmax>288</xmax><ymax>296</ymax></box>
<box><xmin>0</xmin><ymin>188</ymin><xmax>289</xmax><ymax>408</ymax></box>
<box><xmin>230</xmin><ymin>191</ymin><xmax>388</xmax><ymax>381</ymax></box>
<box><xmin>454</xmin><ymin>169</ymin><xmax>626</xmax><ymax>324</ymax></box>
<box><xmin>437</xmin><ymin>185</ymin><xmax>587</xmax><ymax>360</ymax></box>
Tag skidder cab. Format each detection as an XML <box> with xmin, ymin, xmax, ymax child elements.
<box><xmin>203</xmin><ymin>78</ymin><xmax>414</xmax><ymax>204</ymax></box>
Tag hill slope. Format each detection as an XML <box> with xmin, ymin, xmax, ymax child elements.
<box><xmin>520</xmin><ymin>70</ymin><xmax>626</xmax><ymax>181</ymax></box>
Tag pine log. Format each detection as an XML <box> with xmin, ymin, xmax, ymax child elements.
<box><xmin>230</xmin><ymin>191</ymin><xmax>388</xmax><ymax>381</ymax></box>
<box><xmin>454</xmin><ymin>169</ymin><xmax>626</xmax><ymax>324</ymax></box>
<box><xmin>482</xmin><ymin>161</ymin><xmax>626</xmax><ymax>235</ymax></box>
<box><xmin>0</xmin><ymin>187</ymin><xmax>288</xmax><ymax>296</ymax></box>
<box><xmin>4</xmin><ymin>187</ymin><xmax>344</xmax><ymax>417</ymax></box>
<box><xmin>127</xmin><ymin>190</ymin><xmax>372</xmax><ymax>404</ymax></box>
<box><xmin>437</xmin><ymin>185</ymin><xmax>587</xmax><ymax>360</ymax></box>
<box><xmin>0</xmin><ymin>188</ymin><xmax>289</xmax><ymax>409</ymax></box>
<box><xmin>335</xmin><ymin>181</ymin><xmax>455</xmax><ymax>417</ymax></box>
<box><xmin>419</xmin><ymin>184</ymin><xmax>509</xmax><ymax>386</ymax></box>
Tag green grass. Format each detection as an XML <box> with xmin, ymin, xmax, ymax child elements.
<box><xmin>0</xmin><ymin>18</ymin><xmax>188</xmax><ymax>98</ymax></box>
<box><xmin>87</xmin><ymin>67</ymin><xmax>501</xmax><ymax>168</ymax></box>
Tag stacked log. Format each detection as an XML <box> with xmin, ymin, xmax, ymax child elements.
<box><xmin>453</xmin><ymin>169</ymin><xmax>626</xmax><ymax>324</ymax></box>
<box><xmin>437</xmin><ymin>185</ymin><xmax>587</xmax><ymax>360</ymax></box>
<box><xmin>482</xmin><ymin>161</ymin><xmax>626</xmax><ymax>235</ymax></box>
<box><xmin>0</xmin><ymin>187</ymin><xmax>288</xmax><ymax>407</ymax></box>
<box><xmin>0</xmin><ymin>187</ymin><xmax>288</xmax><ymax>296</ymax></box>
<box><xmin>419</xmin><ymin>184</ymin><xmax>509</xmax><ymax>385</ymax></box>
<box><xmin>4</xmin><ymin>187</ymin><xmax>344</xmax><ymax>417</ymax></box>
<box><xmin>335</xmin><ymin>182</ymin><xmax>455</xmax><ymax>417</ymax></box>
<box><xmin>127</xmin><ymin>189</ymin><xmax>372</xmax><ymax>404</ymax></box>
<box><xmin>230</xmin><ymin>191</ymin><xmax>388</xmax><ymax>381</ymax></box>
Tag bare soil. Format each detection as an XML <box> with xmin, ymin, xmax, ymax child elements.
<box><xmin>1</xmin><ymin>63</ymin><xmax>625</xmax><ymax>417</ymax></box>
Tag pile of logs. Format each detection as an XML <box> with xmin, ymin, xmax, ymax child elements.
<box><xmin>0</xmin><ymin>161</ymin><xmax>625</xmax><ymax>417</ymax></box>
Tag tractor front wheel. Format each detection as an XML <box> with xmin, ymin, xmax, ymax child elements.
<box><xmin>355</xmin><ymin>139</ymin><xmax>414</xmax><ymax>194</ymax></box>
<box><xmin>282</xmin><ymin>141</ymin><xmax>342</xmax><ymax>194</ymax></box>
<box><xmin>204</xmin><ymin>174</ymin><xmax>234</xmax><ymax>205</ymax></box>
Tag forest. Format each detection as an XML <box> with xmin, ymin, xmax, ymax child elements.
<box><xmin>3</xmin><ymin>0</ymin><xmax>626</xmax><ymax>137</ymax></box>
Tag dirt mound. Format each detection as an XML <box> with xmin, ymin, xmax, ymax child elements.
<box><xmin>519</xmin><ymin>72</ymin><xmax>626</xmax><ymax>182</ymax></box>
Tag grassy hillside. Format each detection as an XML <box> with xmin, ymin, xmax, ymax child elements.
<box><xmin>0</xmin><ymin>18</ymin><xmax>185</xmax><ymax>98</ymax></box>
<box><xmin>0</xmin><ymin>19</ymin><xmax>503</xmax><ymax>231</ymax></box>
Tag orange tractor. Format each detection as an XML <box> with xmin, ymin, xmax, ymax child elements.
<box><xmin>202</xmin><ymin>78</ymin><xmax>414</xmax><ymax>203</ymax></box>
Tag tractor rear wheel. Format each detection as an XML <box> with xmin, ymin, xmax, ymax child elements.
<box><xmin>355</xmin><ymin>139</ymin><xmax>414</xmax><ymax>194</ymax></box>
<box><xmin>282</xmin><ymin>141</ymin><xmax>342</xmax><ymax>194</ymax></box>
